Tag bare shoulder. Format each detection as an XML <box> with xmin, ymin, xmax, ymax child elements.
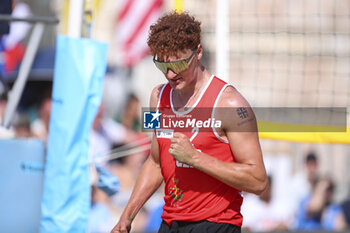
<box><xmin>150</xmin><ymin>84</ymin><xmax>167</xmax><ymax>108</ymax></box>
<box><xmin>214</xmin><ymin>85</ymin><xmax>257</xmax><ymax>131</ymax></box>
<box><xmin>216</xmin><ymin>85</ymin><xmax>251</xmax><ymax>108</ymax></box>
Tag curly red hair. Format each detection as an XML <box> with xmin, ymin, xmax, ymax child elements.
<box><xmin>147</xmin><ymin>11</ymin><xmax>201</xmax><ymax>58</ymax></box>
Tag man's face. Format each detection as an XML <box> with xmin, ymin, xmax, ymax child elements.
<box><xmin>306</xmin><ymin>160</ymin><xmax>318</xmax><ymax>177</ymax></box>
<box><xmin>158</xmin><ymin>48</ymin><xmax>199</xmax><ymax>91</ymax></box>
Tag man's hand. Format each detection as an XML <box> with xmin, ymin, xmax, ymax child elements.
<box><xmin>110</xmin><ymin>218</ymin><xmax>131</xmax><ymax>233</ymax></box>
<box><xmin>169</xmin><ymin>132</ymin><xmax>198</xmax><ymax>166</ymax></box>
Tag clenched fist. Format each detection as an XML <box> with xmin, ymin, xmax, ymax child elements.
<box><xmin>110</xmin><ymin>218</ymin><xmax>131</xmax><ymax>233</ymax></box>
<box><xmin>169</xmin><ymin>132</ymin><xmax>198</xmax><ymax>166</ymax></box>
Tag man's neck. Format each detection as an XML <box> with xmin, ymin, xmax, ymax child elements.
<box><xmin>172</xmin><ymin>69</ymin><xmax>211</xmax><ymax>109</ymax></box>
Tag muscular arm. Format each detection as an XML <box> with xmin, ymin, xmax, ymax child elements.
<box><xmin>169</xmin><ymin>86</ymin><xmax>267</xmax><ymax>195</ymax></box>
<box><xmin>111</xmin><ymin>85</ymin><xmax>164</xmax><ymax>233</ymax></box>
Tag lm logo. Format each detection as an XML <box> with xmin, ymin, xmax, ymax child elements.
<box><xmin>143</xmin><ymin>110</ymin><xmax>161</xmax><ymax>129</ymax></box>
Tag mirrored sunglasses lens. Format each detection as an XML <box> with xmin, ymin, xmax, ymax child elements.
<box><xmin>155</xmin><ymin>60</ymin><xmax>188</xmax><ymax>74</ymax></box>
<box><xmin>155</xmin><ymin>62</ymin><xmax>167</xmax><ymax>73</ymax></box>
<box><xmin>173</xmin><ymin>61</ymin><xmax>188</xmax><ymax>73</ymax></box>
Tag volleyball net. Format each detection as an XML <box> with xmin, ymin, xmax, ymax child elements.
<box><xmin>190</xmin><ymin>0</ymin><xmax>350</xmax><ymax>143</ymax></box>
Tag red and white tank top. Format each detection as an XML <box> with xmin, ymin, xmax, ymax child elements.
<box><xmin>156</xmin><ymin>75</ymin><xmax>243</xmax><ymax>226</ymax></box>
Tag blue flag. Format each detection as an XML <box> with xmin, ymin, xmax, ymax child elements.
<box><xmin>40</xmin><ymin>35</ymin><xmax>108</xmax><ymax>233</ymax></box>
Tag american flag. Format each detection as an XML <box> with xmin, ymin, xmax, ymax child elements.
<box><xmin>116</xmin><ymin>0</ymin><xmax>163</xmax><ymax>67</ymax></box>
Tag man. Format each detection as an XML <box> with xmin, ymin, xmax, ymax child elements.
<box><xmin>290</xmin><ymin>152</ymin><xmax>319</xmax><ymax>216</ymax></box>
<box><xmin>111</xmin><ymin>12</ymin><xmax>267</xmax><ymax>233</ymax></box>
<box><xmin>295</xmin><ymin>176</ymin><xmax>346</xmax><ymax>231</ymax></box>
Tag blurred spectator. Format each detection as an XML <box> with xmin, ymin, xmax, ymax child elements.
<box><xmin>305</xmin><ymin>153</ymin><xmax>319</xmax><ymax>182</ymax></box>
<box><xmin>13</xmin><ymin>113</ymin><xmax>33</xmax><ymax>137</ymax></box>
<box><xmin>89</xmin><ymin>185</ymin><xmax>119</xmax><ymax>233</ymax></box>
<box><xmin>108</xmin><ymin>150</ymin><xmax>148</xmax><ymax>208</ymax></box>
<box><xmin>290</xmin><ymin>152</ymin><xmax>319</xmax><ymax>214</ymax></box>
<box><xmin>90</xmin><ymin>104</ymin><xmax>140</xmax><ymax>160</ymax></box>
<box><xmin>31</xmin><ymin>97</ymin><xmax>51</xmax><ymax>143</ymax></box>
<box><xmin>89</xmin><ymin>102</ymin><xmax>150</xmax><ymax>232</ymax></box>
<box><xmin>89</xmin><ymin>97</ymin><xmax>155</xmax><ymax>230</ymax></box>
<box><xmin>107</xmin><ymin>149</ymin><xmax>151</xmax><ymax>232</ymax></box>
<box><xmin>88</xmin><ymin>160</ymin><xmax>120</xmax><ymax>232</ymax></box>
<box><xmin>295</xmin><ymin>176</ymin><xmax>346</xmax><ymax>231</ymax></box>
<box><xmin>242</xmin><ymin>176</ymin><xmax>290</xmax><ymax>232</ymax></box>
<box><xmin>120</xmin><ymin>93</ymin><xmax>141</xmax><ymax>131</ymax></box>
<box><xmin>94</xmin><ymin>163</ymin><xmax>120</xmax><ymax>197</ymax></box>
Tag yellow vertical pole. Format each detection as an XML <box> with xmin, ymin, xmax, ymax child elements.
<box><xmin>61</xmin><ymin>0</ymin><xmax>70</xmax><ymax>34</ymax></box>
<box><xmin>174</xmin><ymin>0</ymin><xmax>183</xmax><ymax>12</ymax></box>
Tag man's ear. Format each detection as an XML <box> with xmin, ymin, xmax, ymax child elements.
<box><xmin>197</xmin><ymin>44</ymin><xmax>203</xmax><ymax>60</ymax></box>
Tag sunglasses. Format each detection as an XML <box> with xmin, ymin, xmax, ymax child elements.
<box><xmin>153</xmin><ymin>47</ymin><xmax>198</xmax><ymax>74</ymax></box>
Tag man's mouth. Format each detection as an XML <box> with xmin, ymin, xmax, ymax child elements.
<box><xmin>170</xmin><ymin>78</ymin><xmax>181</xmax><ymax>84</ymax></box>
